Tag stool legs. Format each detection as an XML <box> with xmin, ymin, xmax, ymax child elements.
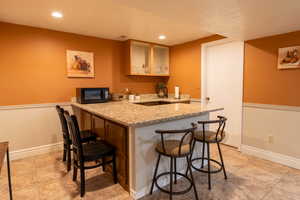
<box><xmin>217</xmin><ymin>142</ymin><xmax>227</xmax><ymax>179</ymax></box>
<box><xmin>150</xmin><ymin>153</ymin><xmax>198</xmax><ymax>200</ymax></box>
<box><xmin>6</xmin><ymin>148</ymin><xmax>13</xmax><ymax>200</ymax></box>
<box><xmin>150</xmin><ymin>154</ymin><xmax>161</xmax><ymax>194</ymax></box>
<box><xmin>67</xmin><ymin>144</ymin><xmax>71</xmax><ymax>172</ymax></box>
<box><xmin>207</xmin><ymin>142</ymin><xmax>211</xmax><ymax>190</ymax></box>
<box><xmin>169</xmin><ymin>157</ymin><xmax>173</xmax><ymax>200</ymax></box>
<box><xmin>73</xmin><ymin>160</ymin><xmax>78</xmax><ymax>181</ymax></box>
<box><xmin>174</xmin><ymin>158</ymin><xmax>177</xmax><ymax>184</ymax></box>
<box><xmin>63</xmin><ymin>145</ymin><xmax>67</xmax><ymax>162</ymax></box>
<box><xmin>102</xmin><ymin>158</ymin><xmax>106</xmax><ymax>171</ymax></box>
<box><xmin>186</xmin><ymin>156</ymin><xmax>199</xmax><ymax>200</ymax></box>
<box><xmin>185</xmin><ymin>140</ymin><xmax>196</xmax><ymax>176</ymax></box>
<box><xmin>201</xmin><ymin>142</ymin><xmax>205</xmax><ymax>168</ymax></box>
<box><xmin>112</xmin><ymin>153</ymin><xmax>118</xmax><ymax>184</ymax></box>
<box><xmin>80</xmin><ymin>162</ymin><xmax>85</xmax><ymax>197</ymax></box>
<box><xmin>190</xmin><ymin>140</ymin><xmax>227</xmax><ymax>190</ymax></box>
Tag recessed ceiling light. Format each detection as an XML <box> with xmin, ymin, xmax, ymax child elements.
<box><xmin>158</xmin><ymin>35</ymin><xmax>166</xmax><ymax>40</ymax></box>
<box><xmin>51</xmin><ymin>11</ymin><xmax>63</xmax><ymax>18</ymax></box>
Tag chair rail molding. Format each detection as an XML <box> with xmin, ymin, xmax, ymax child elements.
<box><xmin>0</xmin><ymin>102</ymin><xmax>72</xmax><ymax>159</ymax></box>
<box><xmin>0</xmin><ymin>102</ymin><xmax>71</xmax><ymax>110</ymax></box>
<box><xmin>243</xmin><ymin>102</ymin><xmax>300</xmax><ymax>112</ymax></box>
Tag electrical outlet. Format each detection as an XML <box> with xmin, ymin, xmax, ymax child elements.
<box><xmin>268</xmin><ymin>135</ymin><xmax>274</xmax><ymax>144</ymax></box>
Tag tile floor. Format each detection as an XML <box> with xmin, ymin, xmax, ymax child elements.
<box><xmin>0</xmin><ymin>145</ymin><xmax>299</xmax><ymax>200</ymax></box>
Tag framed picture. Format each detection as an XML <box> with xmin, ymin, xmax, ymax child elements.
<box><xmin>66</xmin><ymin>50</ymin><xmax>94</xmax><ymax>77</ymax></box>
<box><xmin>278</xmin><ymin>46</ymin><xmax>300</xmax><ymax>69</ymax></box>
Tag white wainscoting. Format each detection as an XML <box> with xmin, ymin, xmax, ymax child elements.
<box><xmin>242</xmin><ymin>103</ymin><xmax>300</xmax><ymax>169</ymax></box>
<box><xmin>0</xmin><ymin>102</ymin><xmax>71</xmax><ymax>160</ymax></box>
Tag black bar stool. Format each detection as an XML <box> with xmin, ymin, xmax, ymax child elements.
<box><xmin>149</xmin><ymin>124</ymin><xmax>199</xmax><ymax>200</ymax></box>
<box><xmin>188</xmin><ymin>116</ymin><xmax>227</xmax><ymax>190</ymax></box>
<box><xmin>56</xmin><ymin>105</ymin><xmax>97</xmax><ymax>171</ymax></box>
<box><xmin>64</xmin><ymin>111</ymin><xmax>118</xmax><ymax>197</ymax></box>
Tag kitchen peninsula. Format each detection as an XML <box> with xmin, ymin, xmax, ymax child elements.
<box><xmin>72</xmin><ymin>97</ymin><xmax>222</xmax><ymax>199</ymax></box>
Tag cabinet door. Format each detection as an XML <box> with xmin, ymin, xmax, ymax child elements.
<box><xmin>72</xmin><ymin>106</ymin><xmax>92</xmax><ymax>130</ymax></box>
<box><xmin>92</xmin><ymin>116</ymin><xmax>105</xmax><ymax>139</ymax></box>
<box><xmin>131</xmin><ymin>41</ymin><xmax>151</xmax><ymax>74</ymax></box>
<box><xmin>153</xmin><ymin>45</ymin><xmax>169</xmax><ymax>75</ymax></box>
<box><xmin>105</xmin><ymin>121</ymin><xmax>127</xmax><ymax>153</ymax></box>
<box><xmin>105</xmin><ymin>121</ymin><xmax>129</xmax><ymax>188</ymax></box>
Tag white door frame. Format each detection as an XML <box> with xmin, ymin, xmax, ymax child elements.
<box><xmin>200</xmin><ymin>38</ymin><xmax>244</xmax><ymax>150</ymax></box>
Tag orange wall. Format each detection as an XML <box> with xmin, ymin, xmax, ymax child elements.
<box><xmin>244</xmin><ymin>31</ymin><xmax>300</xmax><ymax>106</ymax></box>
<box><xmin>0</xmin><ymin>22</ymin><xmax>163</xmax><ymax>106</ymax></box>
<box><xmin>168</xmin><ymin>35</ymin><xmax>224</xmax><ymax>98</ymax></box>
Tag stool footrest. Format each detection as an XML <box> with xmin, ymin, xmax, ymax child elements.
<box><xmin>154</xmin><ymin>171</ymin><xmax>193</xmax><ymax>195</ymax></box>
<box><xmin>191</xmin><ymin>157</ymin><xmax>223</xmax><ymax>174</ymax></box>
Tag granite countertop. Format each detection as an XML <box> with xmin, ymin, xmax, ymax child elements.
<box><xmin>71</xmin><ymin>99</ymin><xmax>223</xmax><ymax>127</ymax></box>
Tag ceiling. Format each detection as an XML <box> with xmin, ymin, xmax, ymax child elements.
<box><xmin>1</xmin><ymin>0</ymin><xmax>300</xmax><ymax>45</ymax></box>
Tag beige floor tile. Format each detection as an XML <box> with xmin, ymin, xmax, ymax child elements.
<box><xmin>14</xmin><ymin>185</ymin><xmax>40</xmax><ymax>200</ymax></box>
<box><xmin>35</xmin><ymin>164</ymin><xmax>68</xmax><ymax>183</ymax></box>
<box><xmin>9</xmin><ymin>158</ymin><xmax>37</xmax><ymax>177</ymax></box>
<box><xmin>11</xmin><ymin>171</ymin><xmax>37</xmax><ymax>190</ymax></box>
<box><xmin>38</xmin><ymin>179</ymin><xmax>78</xmax><ymax>200</ymax></box>
<box><xmin>263</xmin><ymin>187</ymin><xmax>300</xmax><ymax>200</ymax></box>
<box><xmin>236</xmin><ymin>164</ymin><xmax>284</xmax><ymax>184</ymax></box>
<box><xmin>270</xmin><ymin>170</ymin><xmax>300</xmax><ymax>197</ymax></box>
<box><xmin>1</xmin><ymin>148</ymin><xmax>299</xmax><ymax>200</ymax></box>
<box><xmin>34</xmin><ymin>155</ymin><xmax>61</xmax><ymax>168</ymax></box>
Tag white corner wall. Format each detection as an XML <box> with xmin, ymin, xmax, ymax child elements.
<box><xmin>0</xmin><ymin>103</ymin><xmax>71</xmax><ymax>160</ymax></box>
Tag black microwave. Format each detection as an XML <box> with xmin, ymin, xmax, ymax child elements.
<box><xmin>76</xmin><ymin>88</ymin><xmax>110</xmax><ymax>104</ymax></box>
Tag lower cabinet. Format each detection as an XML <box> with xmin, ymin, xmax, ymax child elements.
<box><xmin>72</xmin><ymin>106</ymin><xmax>92</xmax><ymax>130</ymax></box>
<box><xmin>92</xmin><ymin>115</ymin><xmax>105</xmax><ymax>139</ymax></box>
<box><xmin>105</xmin><ymin>121</ymin><xmax>129</xmax><ymax>189</ymax></box>
<box><xmin>72</xmin><ymin>106</ymin><xmax>129</xmax><ymax>191</ymax></box>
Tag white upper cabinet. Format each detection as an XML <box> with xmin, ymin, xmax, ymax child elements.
<box><xmin>131</xmin><ymin>42</ymin><xmax>151</xmax><ymax>75</ymax></box>
<box><xmin>126</xmin><ymin>40</ymin><xmax>169</xmax><ymax>76</ymax></box>
<box><xmin>153</xmin><ymin>45</ymin><xmax>169</xmax><ymax>75</ymax></box>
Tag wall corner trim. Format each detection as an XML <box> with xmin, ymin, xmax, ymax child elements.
<box><xmin>240</xmin><ymin>144</ymin><xmax>300</xmax><ymax>170</ymax></box>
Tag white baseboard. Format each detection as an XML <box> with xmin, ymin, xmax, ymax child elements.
<box><xmin>10</xmin><ymin>142</ymin><xmax>63</xmax><ymax>161</ymax></box>
<box><xmin>241</xmin><ymin>145</ymin><xmax>300</xmax><ymax>170</ymax></box>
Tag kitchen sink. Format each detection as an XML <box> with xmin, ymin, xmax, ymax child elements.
<box><xmin>134</xmin><ymin>101</ymin><xmax>172</xmax><ymax>106</ymax></box>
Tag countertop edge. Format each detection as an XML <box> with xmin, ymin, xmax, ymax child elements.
<box><xmin>71</xmin><ymin>103</ymin><xmax>223</xmax><ymax>127</ymax></box>
<box><xmin>131</xmin><ymin>107</ymin><xmax>223</xmax><ymax>127</ymax></box>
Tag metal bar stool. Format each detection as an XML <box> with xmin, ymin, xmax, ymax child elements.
<box><xmin>188</xmin><ymin>116</ymin><xmax>227</xmax><ymax>190</ymax></box>
<box><xmin>149</xmin><ymin>124</ymin><xmax>199</xmax><ymax>200</ymax></box>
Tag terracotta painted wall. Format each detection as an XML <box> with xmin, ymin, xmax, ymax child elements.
<box><xmin>0</xmin><ymin>22</ymin><xmax>162</xmax><ymax>106</ymax></box>
<box><xmin>244</xmin><ymin>31</ymin><xmax>300</xmax><ymax>106</ymax></box>
<box><xmin>168</xmin><ymin>35</ymin><xmax>224</xmax><ymax>98</ymax></box>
